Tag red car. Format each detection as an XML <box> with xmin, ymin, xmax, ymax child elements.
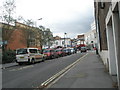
<box><xmin>55</xmin><ymin>48</ymin><xmax>64</xmax><ymax>57</ymax></box>
<box><xmin>43</xmin><ymin>49</ymin><xmax>56</xmax><ymax>59</ymax></box>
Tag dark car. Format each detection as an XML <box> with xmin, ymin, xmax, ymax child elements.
<box><xmin>81</xmin><ymin>47</ymin><xmax>87</xmax><ymax>53</ymax></box>
<box><xmin>63</xmin><ymin>48</ymin><xmax>71</xmax><ymax>55</ymax></box>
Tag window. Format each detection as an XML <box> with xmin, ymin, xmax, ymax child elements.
<box><xmin>56</xmin><ymin>42</ymin><xmax>58</xmax><ymax>45</ymax></box>
<box><xmin>100</xmin><ymin>2</ymin><xmax>105</xmax><ymax>9</ymax></box>
<box><xmin>29</xmin><ymin>49</ymin><xmax>37</xmax><ymax>53</ymax></box>
<box><xmin>43</xmin><ymin>50</ymin><xmax>50</xmax><ymax>53</ymax></box>
<box><xmin>17</xmin><ymin>49</ymin><xmax>27</xmax><ymax>54</ymax></box>
<box><xmin>62</xmin><ymin>41</ymin><xmax>65</xmax><ymax>45</ymax></box>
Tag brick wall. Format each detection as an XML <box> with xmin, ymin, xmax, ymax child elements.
<box><xmin>7</xmin><ymin>28</ymin><xmax>27</xmax><ymax>50</ymax></box>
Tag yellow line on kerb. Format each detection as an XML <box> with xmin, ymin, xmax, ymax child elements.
<box><xmin>39</xmin><ymin>53</ymin><xmax>88</xmax><ymax>88</ymax></box>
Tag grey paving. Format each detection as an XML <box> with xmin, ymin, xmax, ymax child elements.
<box><xmin>50</xmin><ymin>52</ymin><xmax>115</xmax><ymax>88</ymax></box>
<box><xmin>2</xmin><ymin>62</ymin><xmax>18</xmax><ymax>69</ymax></box>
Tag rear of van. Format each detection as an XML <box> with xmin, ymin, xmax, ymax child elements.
<box><xmin>16</xmin><ymin>48</ymin><xmax>31</xmax><ymax>65</ymax></box>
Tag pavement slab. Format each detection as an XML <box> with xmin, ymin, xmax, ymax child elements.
<box><xmin>2</xmin><ymin>62</ymin><xmax>18</xmax><ymax>69</ymax></box>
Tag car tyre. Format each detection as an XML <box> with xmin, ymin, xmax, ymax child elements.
<box><xmin>42</xmin><ymin>57</ymin><xmax>45</xmax><ymax>62</ymax></box>
<box><xmin>31</xmin><ymin>59</ymin><xmax>35</xmax><ymax>64</ymax></box>
<box><xmin>18</xmin><ymin>62</ymin><xmax>23</xmax><ymax>65</ymax></box>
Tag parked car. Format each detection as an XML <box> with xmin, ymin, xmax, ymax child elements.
<box><xmin>69</xmin><ymin>48</ymin><xmax>75</xmax><ymax>54</ymax></box>
<box><xmin>43</xmin><ymin>49</ymin><xmax>57</xmax><ymax>59</ymax></box>
<box><xmin>63</xmin><ymin>48</ymin><xmax>71</xmax><ymax>55</ymax></box>
<box><xmin>63</xmin><ymin>48</ymin><xmax>68</xmax><ymax>56</ymax></box>
<box><xmin>55</xmin><ymin>48</ymin><xmax>64</xmax><ymax>57</ymax></box>
<box><xmin>81</xmin><ymin>47</ymin><xmax>87</xmax><ymax>53</ymax></box>
<box><xmin>16</xmin><ymin>48</ymin><xmax>46</xmax><ymax>65</ymax></box>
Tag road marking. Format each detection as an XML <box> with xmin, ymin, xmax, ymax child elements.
<box><xmin>38</xmin><ymin>53</ymin><xmax>88</xmax><ymax>88</ymax></box>
<box><xmin>9</xmin><ymin>65</ymin><xmax>34</xmax><ymax>71</ymax></box>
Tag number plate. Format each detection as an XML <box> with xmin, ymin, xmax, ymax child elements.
<box><xmin>20</xmin><ymin>57</ymin><xmax>24</xmax><ymax>58</ymax></box>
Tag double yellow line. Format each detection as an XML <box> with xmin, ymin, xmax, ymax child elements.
<box><xmin>39</xmin><ymin>53</ymin><xmax>88</xmax><ymax>88</ymax></box>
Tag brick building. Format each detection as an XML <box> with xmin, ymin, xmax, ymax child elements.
<box><xmin>1</xmin><ymin>22</ymin><xmax>42</xmax><ymax>50</ymax></box>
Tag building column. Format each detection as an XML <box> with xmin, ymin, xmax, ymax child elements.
<box><xmin>112</xmin><ymin>5</ymin><xmax>120</xmax><ymax>88</ymax></box>
<box><xmin>106</xmin><ymin>26</ymin><xmax>117</xmax><ymax>75</ymax></box>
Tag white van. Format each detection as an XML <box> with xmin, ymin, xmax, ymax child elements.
<box><xmin>16</xmin><ymin>48</ymin><xmax>46</xmax><ymax>65</ymax></box>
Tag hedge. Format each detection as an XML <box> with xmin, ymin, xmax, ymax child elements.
<box><xmin>2</xmin><ymin>50</ymin><xmax>16</xmax><ymax>64</ymax></box>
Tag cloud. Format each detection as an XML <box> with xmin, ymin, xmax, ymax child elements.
<box><xmin>13</xmin><ymin>0</ymin><xmax>94</xmax><ymax>38</ymax></box>
<box><xmin>47</xmin><ymin>5</ymin><xmax>95</xmax><ymax>38</ymax></box>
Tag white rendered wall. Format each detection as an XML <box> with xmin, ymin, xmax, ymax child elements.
<box><xmin>106</xmin><ymin>26</ymin><xmax>117</xmax><ymax>75</ymax></box>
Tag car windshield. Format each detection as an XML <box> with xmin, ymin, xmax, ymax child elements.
<box><xmin>56</xmin><ymin>49</ymin><xmax>61</xmax><ymax>52</ymax></box>
<box><xmin>63</xmin><ymin>49</ymin><xmax>66</xmax><ymax>51</ymax></box>
<box><xmin>17</xmin><ymin>49</ymin><xmax>27</xmax><ymax>54</ymax></box>
<box><xmin>29</xmin><ymin>49</ymin><xmax>38</xmax><ymax>53</ymax></box>
<box><xmin>81</xmin><ymin>47</ymin><xmax>86</xmax><ymax>49</ymax></box>
<box><xmin>43</xmin><ymin>50</ymin><xmax>50</xmax><ymax>53</ymax></box>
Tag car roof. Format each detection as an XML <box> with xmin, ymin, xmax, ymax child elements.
<box><xmin>44</xmin><ymin>48</ymin><xmax>54</xmax><ymax>50</ymax></box>
<box><xmin>16</xmin><ymin>48</ymin><xmax>38</xmax><ymax>50</ymax></box>
<box><xmin>56</xmin><ymin>48</ymin><xmax>63</xmax><ymax>50</ymax></box>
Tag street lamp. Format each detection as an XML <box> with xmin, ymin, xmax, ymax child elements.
<box><xmin>35</xmin><ymin>18</ymin><xmax>42</xmax><ymax>27</ymax></box>
<box><xmin>64</xmin><ymin>32</ymin><xmax>67</xmax><ymax>47</ymax></box>
<box><xmin>36</xmin><ymin>18</ymin><xmax>43</xmax><ymax>49</ymax></box>
<box><xmin>38</xmin><ymin>18</ymin><xmax>42</xmax><ymax>20</ymax></box>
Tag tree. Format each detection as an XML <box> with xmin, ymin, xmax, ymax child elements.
<box><xmin>1</xmin><ymin>0</ymin><xmax>16</xmax><ymax>51</ymax></box>
<box><xmin>36</xmin><ymin>28</ymin><xmax>42</xmax><ymax>49</ymax></box>
<box><xmin>1</xmin><ymin>0</ymin><xmax>16</xmax><ymax>25</ymax></box>
<box><xmin>41</xmin><ymin>28</ymin><xmax>53</xmax><ymax>48</ymax></box>
<box><xmin>23</xmin><ymin>19</ymin><xmax>35</xmax><ymax>47</ymax></box>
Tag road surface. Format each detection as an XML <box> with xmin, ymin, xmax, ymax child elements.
<box><xmin>3</xmin><ymin>52</ymin><xmax>85</xmax><ymax>88</ymax></box>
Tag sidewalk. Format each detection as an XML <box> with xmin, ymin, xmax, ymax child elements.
<box><xmin>1</xmin><ymin>62</ymin><xmax>18</xmax><ymax>69</ymax></box>
<box><xmin>49</xmin><ymin>52</ymin><xmax>117</xmax><ymax>88</ymax></box>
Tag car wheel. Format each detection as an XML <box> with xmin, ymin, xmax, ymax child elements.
<box><xmin>18</xmin><ymin>63</ymin><xmax>23</xmax><ymax>65</ymax></box>
<box><xmin>31</xmin><ymin>59</ymin><xmax>35</xmax><ymax>64</ymax></box>
<box><xmin>42</xmin><ymin>57</ymin><xmax>45</xmax><ymax>62</ymax></box>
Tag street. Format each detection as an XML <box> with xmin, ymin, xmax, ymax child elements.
<box><xmin>2</xmin><ymin>52</ymin><xmax>85</xmax><ymax>88</ymax></box>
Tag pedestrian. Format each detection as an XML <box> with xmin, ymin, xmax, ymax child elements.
<box><xmin>94</xmin><ymin>47</ymin><xmax>98</xmax><ymax>54</ymax></box>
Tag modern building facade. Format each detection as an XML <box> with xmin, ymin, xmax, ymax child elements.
<box><xmin>84</xmin><ymin>21</ymin><xmax>97</xmax><ymax>50</ymax></box>
<box><xmin>94</xmin><ymin>1</ymin><xmax>120</xmax><ymax>88</ymax></box>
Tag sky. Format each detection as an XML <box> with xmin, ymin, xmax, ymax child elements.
<box><xmin>1</xmin><ymin>0</ymin><xmax>95</xmax><ymax>39</ymax></box>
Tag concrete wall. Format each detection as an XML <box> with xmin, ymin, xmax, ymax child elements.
<box><xmin>99</xmin><ymin>50</ymin><xmax>109</xmax><ymax>69</ymax></box>
<box><xmin>105</xmin><ymin>1</ymin><xmax>120</xmax><ymax>88</ymax></box>
<box><xmin>106</xmin><ymin>25</ymin><xmax>117</xmax><ymax>75</ymax></box>
<box><xmin>112</xmin><ymin>3</ymin><xmax>120</xmax><ymax>87</ymax></box>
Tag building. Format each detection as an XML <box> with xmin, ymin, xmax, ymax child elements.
<box><xmin>76</xmin><ymin>34</ymin><xmax>85</xmax><ymax>45</ymax></box>
<box><xmin>94</xmin><ymin>1</ymin><xmax>120</xmax><ymax>88</ymax></box>
<box><xmin>52</xmin><ymin>36</ymin><xmax>71</xmax><ymax>48</ymax></box>
<box><xmin>1</xmin><ymin>22</ymin><xmax>42</xmax><ymax>50</ymax></box>
<box><xmin>84</xmin><ymin>21</ymin><xmax>97</xmax><ymax>50</ymax></box>
<box><xmin>71</xmin><ymin>38</ymin><xmax>77</xmax><ymax>47</ymax></box>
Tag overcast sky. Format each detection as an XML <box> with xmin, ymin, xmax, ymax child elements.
<box><xmin>1</xmin><ymin>0</ymin><xmax>95</xmax><ymax>39</ymax></box>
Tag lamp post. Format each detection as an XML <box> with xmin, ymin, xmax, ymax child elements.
<box><xmin>37</xmin><ymin>18</ymin><xmax>42</xmax><ymax>27</ymax></box>
<box><xmin>36</xmin><ymin>18</ymin><xmax>42</xmax><ymax>49</ymax></box>
<box><xmin>64</xmin><ymin>32</ymin><xmax>67</xmax><ymax>47</ymax></box>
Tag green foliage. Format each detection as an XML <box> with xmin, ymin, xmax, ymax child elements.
<box><xmin>2</xmin><ymin>50</ymin><xmax>16</xmax><ymax>64</ymax></box>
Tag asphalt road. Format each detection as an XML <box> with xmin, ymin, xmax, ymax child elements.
<box><xmin>2</xmin><ymin>52</ymin><xmax>85</xmax><ymax>88</ymax></box>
